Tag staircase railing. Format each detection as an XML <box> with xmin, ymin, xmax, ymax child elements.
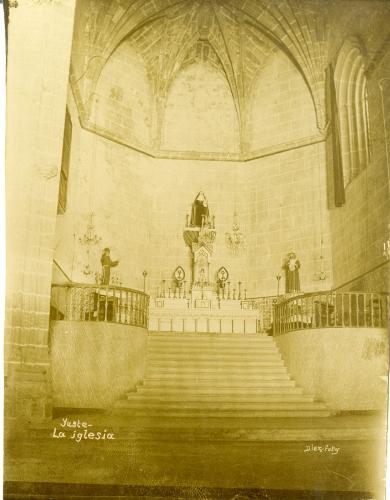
<box><xmin>273</xmin><ymin>291</ymin><xmax>389</xmax><ymax>335</ymax></box>
<box><xmin>241</xmin><ymin>296</ymin><xmax>277</xmax><ymax>333</ymax></box>
<box><xmin>50</xmin><ymin>283</ymin><xmax>149</xmax><ymax>328</ymax></box>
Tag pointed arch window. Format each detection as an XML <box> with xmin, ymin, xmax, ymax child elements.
<box><xmin>57</xmin><ymin>109</ymin><xmax>72</xmax><ymax>214</ymax></box>
<box><xmin>334</xmin><ymin>39</ymin><xmax>371</xmax><ymax>187</ymax></box>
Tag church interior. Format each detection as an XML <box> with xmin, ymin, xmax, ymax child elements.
<box><xmin>4</xmin><ymin>0</ymin><xmax>390</xmax><ymax>498</ymax></box>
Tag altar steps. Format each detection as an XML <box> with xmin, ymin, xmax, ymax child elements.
<box><xmin>136</xmin><ymin>385</ymin><xmax>306</xmax><ymax>395</ymax></box>
<box><xmin>113</xmin><ymin>332</ymin><xmax>333</xmax><ymax>418</ymax></box>
<box><xmin>142</xmin><ymin>379</ymin><xmax>299</xmax><ymax>388</ymax></box>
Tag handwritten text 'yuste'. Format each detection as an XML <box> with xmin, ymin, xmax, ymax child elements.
<box><xmin>52</xmin><ymin>417</ymin><xmax>115</xmax><ymax>443</ymax></box>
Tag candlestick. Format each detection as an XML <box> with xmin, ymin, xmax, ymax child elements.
<box><xmin>276</xmin><ymin>274</ymin><xmax>281</xmax><ymax>297</ymax></box>
<box><xmin>142</xmin><ymin>270</ymin><xmax>147</xmax><ymax>293</ymax></box>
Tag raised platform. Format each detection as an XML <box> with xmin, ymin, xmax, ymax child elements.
<box><xmin>150</xmin><ymin>295</ymin><xmax>260</xmax><ymax>333</ymax></box>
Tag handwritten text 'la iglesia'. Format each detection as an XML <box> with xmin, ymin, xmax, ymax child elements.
<box><xmin>52</xmin><ymin>417</ymin><xmax>115</xmax><ymax>443</ymax></box>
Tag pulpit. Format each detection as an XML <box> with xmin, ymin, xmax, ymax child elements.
<box><xmin>91</xmin><ymin>292</ymin><xmax>118</xmax><ymax>322</ymax></box>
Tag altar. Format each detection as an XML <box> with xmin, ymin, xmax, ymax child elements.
<box><xmin>149</xmin><ymin>192</ymin><xmax>260</xmax><ymax>334</ymax></box>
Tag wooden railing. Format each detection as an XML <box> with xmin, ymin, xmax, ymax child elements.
<box><xmin>50</xmin><ymin>283</ymin><xmax>149</xmax><ymax>328</ymax></box>
<box><xmin>273</xmin><ymin>291</ymin><xmax>389</xmax><ymax>335</ymax></box>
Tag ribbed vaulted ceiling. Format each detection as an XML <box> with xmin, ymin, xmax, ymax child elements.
<box><xmin>70</xmin><ymin>0</ymin><xmax>330</xmax><ymax>156</ymax></box>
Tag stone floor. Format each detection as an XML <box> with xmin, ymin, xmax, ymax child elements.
<box><xmin>4</xmin><ymin>411</ymin><xmax>387</xmax><ymax>499</ymax></box>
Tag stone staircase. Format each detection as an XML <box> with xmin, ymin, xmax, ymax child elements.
<box><xmin>113</xmin><ymin>332</ymin><xmax>333</xmax><ymax>418</ymax></box>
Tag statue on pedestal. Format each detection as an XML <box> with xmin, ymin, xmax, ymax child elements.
<box><xmin>283</xmin><ymin>252</ymin><xmax>301</xmax><ymax>293</ymax></box>
<box><xmin>100</xmin><ymin>248</ymin><xmax>119</xmax><ymax>286</ymax></box>
<box><xmin>194</xmin><ymin>248</ymin><xmax>210</xmax><ymax>285</ymax></box>
<box><xmin>190</xmin><ymin>191</ymin><xmax>210</xmax><ymax>227</ymax></box>
<box><xmin>183</xmin><ymin>193</ymin><xmax>216</xmax><ymax>293</ymax></box>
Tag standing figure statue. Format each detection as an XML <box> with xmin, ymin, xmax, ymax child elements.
<box><xmin>100</xmin><ymin>247</ymin><xmax>119</xmax><ymax>286</ymax></box>
<box><xmin>190</xmin><ymin>191</ymin><xmax>210</xmax><ymax>227</ymax></box>
<box><xmin>283</xmin><ymin>252</ymin><xmax>301</xmax><ymax>293</ymax></box>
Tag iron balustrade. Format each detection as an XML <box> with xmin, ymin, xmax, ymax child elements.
<box><xmin>241</xmin><ymin>296</ymin><xmax>277</xmax><ymax>333</ymax></box>
<box><xmin>273</xmin><ymin>291</ymin><xmax>389</xmax><ymax>335</ymax></box>
<box><xmin>50</xmin><ymin>283</ymin><xmax>149</xmax><ymax>328</ymax></box>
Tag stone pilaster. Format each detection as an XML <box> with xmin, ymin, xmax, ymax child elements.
<box><xmin>5</xmin><ymin>0</ymin><xmax>76</xmax><ymax>423</ymax></box>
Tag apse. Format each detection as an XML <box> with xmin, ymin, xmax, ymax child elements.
<box><xmin>161</xmin><ymin>61</ymin><xmax>240</xmax><ymax>153</ymax></box>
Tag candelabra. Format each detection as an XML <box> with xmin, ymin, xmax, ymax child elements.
<box><xmin>110</xmin><ymin>273</ymin><xmax>122</xmax><ymax>287</ymax></box>
<box><xmin>314</xmin><ymin>255</ymin><xmax>328</xmax><ymax>281</ymax></box>
<box><xmin>314</xmin><ymin>238</ymin><xmax>329</xmax><ymax>281</ymax></box>
<box><xmin>225</xmin><ymin>212</ymin><xmax>245</xmax><ymax>255</ymax></box>
<box><xmin>79</xmin><ymin>212</ymin><xmax>101</xmax><ymax>277</ymax></box>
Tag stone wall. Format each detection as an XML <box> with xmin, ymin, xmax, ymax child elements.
<box><xmin>334</xmin><ymin>263</ymin><xmax>389</xmax><ymax>294</ymax></box>
<box><xmin>243</xmin><ymin>142</ymin><xmax>332</xmax><ymax>296</ymax></box>
<box><xmin>50</xmin><ymin>321</ymin><xmax>147</xmax><ymax>408</ymax></box>
<box><xmin>248</xmin><ymin>49</ymin><xmax>318</xmax><ymax>152</ymax></box>
<box><xmin>54</xmin><ymin>91</ymin><xmax>152</xmax><ymax>292</ymax></box>
<box><xmin>56</xmin><ymin>70</ymin><xmax>328</xmax><ymax>299</ymax></box>
<box><xmin>54</xmin><ymin>128</ymin><xmax>330</xmax><ymax>298</ymax></box>
<box><xmin>275</xmin><ymin>328</ymin><xmax>388</xmax><ymax>411</ymax></box>
<box><xmin>327</xmin><ymin>5</ymin><xmax>390</xmax><ymax>291</ymax></box>
<box><xmin>90</xmin><ymin>39</ymin><xmax>153</xmax><ymax>149</ymax></box>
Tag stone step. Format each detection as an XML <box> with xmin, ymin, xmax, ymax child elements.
<box><xmin>147</xmin><ymin>343</ymin><xmax>276</xmax><ymax>351</ymax></box>
<box><xmin>149</xmin><ymin>333</ymin><xmax>268</xmax><ymax>339</ymax></box>
<box><xmin>145</xmin><ymin>373</ymin><xmax>292</xmax><ymax>382</ymax></box>
<box><xmin>128</xmin><ymin>393</ymin><xmax>315</xmax><ymax>403</ymax></box>
<box><xmin>136</xmin><ymin>385</ymin><xmax>304</xmax><ymax>395</ymax></box>
<box><xmin>146</xmin><ymin>351</ymin><xmax>282</xmax><ymax>362</ymax></box>
<box><xmin>148</xmin><ymin>334</ymin><xmax>274</xmax><ymax>342</ymax></box>
<box><xmin>114</xmin><ymin>332</ymin><xmax>331</xmax><ymax>420</ymax></box>
<box><xmin>146</xmin><ymin>366</ymin><xmax>289</xmax><ymax>376</ymax></box>
<box><xmin>110</xmin><ymin>406</ymin><xmax>332</xmax><ymax>418</ymax></box>
<box><xmin>143</xmin><ymin>378</ymin><xmax>297</xmax><ymax>387</ymax></box>
<box><xmin>147</xmin><ymin>347</ymin><xmax>279</xmax><ymax>355</ymax></box>
<box><xmin>148</xmin><ymin>336</ymin><xmax>274</xmax><ymax>344</ymax></box>
<box><xmin>118</xmin><ymin>399</ymin><xmax>327</xmax><ymax>410</ymax></box>
<box><xmin>147</xmin><ymin>360</ymin><xmax>286</xmax><ymax>369</ymax></box>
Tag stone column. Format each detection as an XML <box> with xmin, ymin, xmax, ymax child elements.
<box><xmin>5</xmin><ymin>0</ymin><xmax>76</xmax><ymax>421</ymax></box>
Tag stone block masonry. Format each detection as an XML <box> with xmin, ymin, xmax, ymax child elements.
<box><xmin>5</xmin><ymin>0</ymin><xmax>77</xmax><ymax>420</ymax></box>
